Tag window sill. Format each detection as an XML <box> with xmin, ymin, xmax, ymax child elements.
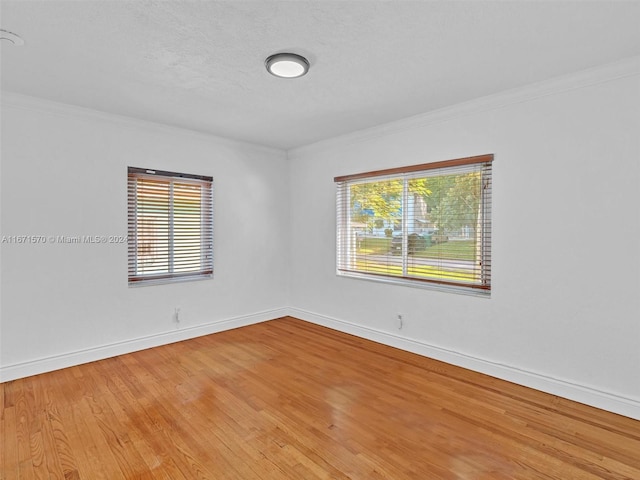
<box><xmin>128</xmin><ymin>274</ymin><xmax>213</xmax><ymax>288</ymax></box>
<box><xmin>337</xmin><ymin>270</ymin><xmax>490</xmax><ymax>298</ymax></box>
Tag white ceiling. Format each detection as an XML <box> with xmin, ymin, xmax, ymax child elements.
<box><xmin>2</xmin><ymin>1</ymin><xmax>640</xmax><ymax>150</ymax></box>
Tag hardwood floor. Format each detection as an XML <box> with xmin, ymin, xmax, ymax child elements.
<box><xmin>2</xmin><ymin>317</ymin><xmax>639</xmax><ymax>479</ymax></box>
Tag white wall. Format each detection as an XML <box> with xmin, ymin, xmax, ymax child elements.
<box><xmin>1</xmin><ymin>60</ymin><xmax>639</xmax><ymax>419</ymax></box>
<box><xmin>288</xmin><ymin>63</ymin><xmax>640</xmax><ymax>418</ymax></box>
<box><xmin>0</xmin><ymin>94</ymin><xmax>290</xmax><ymax>379</ymax></box>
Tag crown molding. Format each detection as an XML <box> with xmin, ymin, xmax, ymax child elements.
<box><xmin>0</xmin><ymin>91</ymin><xmax>285</xmax><ymax>157</ymax></box>
<box><xmin>288</xmin><ymin>55</ymin><xmax>640</xmax><ymax>160</ymax></box>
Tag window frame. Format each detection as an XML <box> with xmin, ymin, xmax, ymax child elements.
<box><xmin>127</xmin><ymin>167</ymin><xmax>213</xmax><ymax>287</ymax></box>
<box><xmin>335</xmin><ymin>154</ymin><xmax>492</xmax><ymax>296</ymax></box>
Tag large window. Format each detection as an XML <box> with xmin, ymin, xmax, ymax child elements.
<box><xmin>335</xmin><ymin>154</ymin><xmax>492</xmax><ymax>295</ymax></box>
<box><xmin>127</xmin><ymin>167</ymin><xmax>213</xmax><ymax>286</ymax></box>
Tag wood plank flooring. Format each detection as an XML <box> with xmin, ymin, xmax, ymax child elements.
<box><xmin>2</xmin><ymin>317</ymin><xmax>639</xmax><ymax>479</ymax></box>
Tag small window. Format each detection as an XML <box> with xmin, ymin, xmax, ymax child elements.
<box><xmin>127</xmin><ymin>167</ymin><xmax>213</xmax><ymax>286</ymax></box>
<box><xmin>335</xmin><ymin>154</ymin><xmax>492</xmax><ymax>295</ymax></box>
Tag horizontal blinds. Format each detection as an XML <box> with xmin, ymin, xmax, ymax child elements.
<box><xmin>336</xmin><ymin>155</ymin><xmax>492</xmax><ymax>292</ymax></box>
<box><xmin>128</xmin><ymin>167</ymin><xmax>213</xmax><ymax>284</ymax></box>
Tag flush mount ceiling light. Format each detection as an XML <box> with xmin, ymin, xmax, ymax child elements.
<box><xmin>0</xmin><ymin>29</ymin><xmax>24</xmax><ymax>46</ymax></box>
<box><xmin>265</xmin><ymin>53</ymin><xmax>309</xmax><ymax>78</ymax></box>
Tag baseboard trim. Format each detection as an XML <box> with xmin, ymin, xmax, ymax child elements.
<box><xmin>287</xmin><ymin>307</ymin><xmax>640</xmax><ymax>420</ymax></box>
<box><xmin>0</xmin><ymin>308</ymin><xmax>288</xmax><ymax>382</ymax></box>
<box><xmin>4</xmin><ymin>306</ymin><xmax>638</xmax><ymax>420</ymax></box>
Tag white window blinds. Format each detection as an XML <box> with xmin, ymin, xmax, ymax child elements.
<box><xmin>335</xmin><ymin>155</ymin><xmax>492</xmax><ymax>294</ymax></box>
<box><xmin>127</xmin><ymin>167</ymin><xmax>213</xmax><ymax>286</ymax></box>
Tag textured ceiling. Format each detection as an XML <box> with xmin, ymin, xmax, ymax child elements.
<box><xmin>2</xmin><ymin>1</ymin><xmax>640</xmax><ymax>150</ymax></box>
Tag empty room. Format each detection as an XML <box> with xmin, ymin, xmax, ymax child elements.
<box><xmin>1</xmin><ymin>1</ymin><xmax>639</xmax><ymax>478</ymax></box>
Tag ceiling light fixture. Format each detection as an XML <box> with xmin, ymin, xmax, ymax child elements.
<box><xmin>0</xmin><ymin>29</ymin><xmax>24</xmax><ymax>46</ymax></box>
<box><xmin>265</xmin><ymin>53</ymin><xmax>309</xmax><ymax>78</ymax></box>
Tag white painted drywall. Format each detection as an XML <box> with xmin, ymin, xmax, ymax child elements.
<box><xmin>0</xmin><ymin>95</ymin><xmax>290</xmax><ymax>376</ymax></box>
<box><xmin>1</xmin><ymin>62</ymin><xmax>639</xmax><ymax>419</ymax></box>
<box><xmin>288</xmin><ymin>70</ymin><xmax>640</xmax><ymax>411</ymax></box>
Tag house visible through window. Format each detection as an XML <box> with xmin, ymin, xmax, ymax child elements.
<box><xmin>127</xmin><ymin>167</ymin><xmax>213</xmax><ymax>286</ymax></box>
<box><xmin>335</xmin><ymin>154</ymin><xmax>492</xmax><ymax>295</ymax></box>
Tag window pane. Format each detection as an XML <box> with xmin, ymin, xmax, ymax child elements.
<box><xmin>349</xmin><ymin>179</ymin><xmax>403</xmax><ymax>277</ymax></box>
<box><xmin>174</xmin><ymin>182</ymin><xmax>203</xmax><ymax>273</ymax></box>
<box><xmin>407</xmin><ymin>172</ymin><xmax>482</xmax><ymax>285</ymax></box>
<box><xmin>136</xmin><ymin>178</ymin><xmax>170</xmax><ymax>275</ymax></box>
